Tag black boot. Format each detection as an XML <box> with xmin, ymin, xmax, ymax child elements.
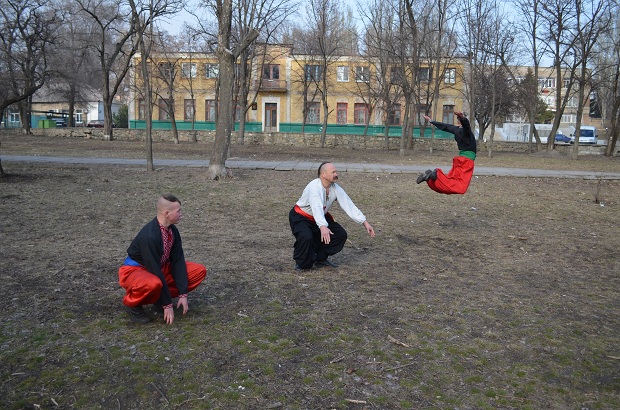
<box><xmin>416</xmin><ymin>169</ymin><xmax>433</xmax><ymax>184</ymax></box>
<box><xmin>124</xmin><ymin>305</ymin><xmax>151</xmax><ymax>324</ymax></box>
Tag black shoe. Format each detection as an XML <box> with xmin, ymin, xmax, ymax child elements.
<box><xmin>429</xmin><ymin>169</ymin><xmax>438</xmax><ymax>180</ymax></box>
<box><xmin>295</xmin><ymin>264</ymin><xmax>311</xmax><ymax>272</ymax></box>
<box><xmin>416</xmin><ymin>169</ymin><xmax>432</xmax><ymax>184</ymax></box>
<box><xmin>153</xmin><ymin>302</ymin><xmax>163</xmax><ymax>313</ymax></box>
<box><xmin>124</xmin><ymin>305</ymin><xmax>151</xmax><ymax>324</ymax></box>
<box><xmin>315</xmin><ymin>259</ymin><xmax>338</xmax><ymax>268</ymax></box>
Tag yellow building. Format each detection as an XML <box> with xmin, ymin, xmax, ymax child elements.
<box><xmin>129</xmin><ymin>44</ymin><xmax>468</xmax><ymax>137</ymax></box>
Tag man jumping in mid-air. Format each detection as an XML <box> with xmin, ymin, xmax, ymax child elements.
<box><xmin>416</xmin><ymin>111</ymin><xmax>476</xmax><ymax>195</ymax></box>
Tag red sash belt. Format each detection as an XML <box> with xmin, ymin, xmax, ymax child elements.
<box><xmin>294</xmin><ymin>205</ymin><xmax>333</xmax><ymax>223</ymax></box>
<box><xmin>294</xmin><ymin>205</ymin><xmax>315</xmax><ymax>222</ymax></box>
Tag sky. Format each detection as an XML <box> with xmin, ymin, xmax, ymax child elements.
<box><xmin>157</xmin><ymin>0</ymin><xmax>360</xmax><ymax>35</ymax></box>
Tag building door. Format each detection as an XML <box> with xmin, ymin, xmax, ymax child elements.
<box><xmin>264</xmin><ymin>103</ymin><xmax>278</xmax><ymax>132</ymax></box>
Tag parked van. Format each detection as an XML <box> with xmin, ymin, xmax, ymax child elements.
<box><xmin>571</xmin><ymin>126</ymin><xmax>597</xmax><ymax>144</ymax></box>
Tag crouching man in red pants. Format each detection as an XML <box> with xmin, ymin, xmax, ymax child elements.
<box><xmin>417</xmin><ymin>111</ymin><xmax>476</xmax><ymax>194</ymax></box>
<box><xmin>118</xmin><ymin>195</ymin><xmax>207</xmax><ymax>324</ymax></box>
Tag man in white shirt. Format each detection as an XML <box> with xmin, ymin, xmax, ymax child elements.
<box><xmin>289</xmin><ymin>162</ymin><xmax>375</xmax><ymax>271</ymax></box>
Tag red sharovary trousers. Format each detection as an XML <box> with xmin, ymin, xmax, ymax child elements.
<box><xmin>118</xmin><ymin>262</ymin><xmax>207</xmax><ymax>307</ymax></box>
<box><xmin>427</xmin><ymin>156</ymin><xmax>475</xmax><ymax>195</ymax></box>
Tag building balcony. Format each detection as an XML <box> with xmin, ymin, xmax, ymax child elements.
<box><xmin>255</xmin><ymin>79</ymin><xmax>287</xmax><ymax>92</ymax></box>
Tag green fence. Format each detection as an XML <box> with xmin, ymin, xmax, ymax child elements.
<box><xmin>129</xmin><ymin>120</ymin><xmax>454</xmax><ymax>139</ymax></box>
<box><xmin>130</xmin><ymin>120</ymin><xmax>263</xmax><ymax>132</ymax></box>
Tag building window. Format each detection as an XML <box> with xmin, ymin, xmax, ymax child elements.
<box><xmin>158</xmin><ymin>62</ymin><xmax>174</xmax><ymax>79</ymax></box>
<box><xmin>75</xmin><ymin>109</ymin><xmax>83</xmax><ymax>125</ymax></box>
<box><xmin>538</xmin><ymin>77</ymin><xmax>556</xmax><ymax>88</ymax></box>
<box><xmin>543</xmin><ymin>95</ymin><xmax>555</xmax><ymax>108</ymax></box>
<box><xmin>444</xmin><ymin>68</ymin><xmax>456</xmax><ymax>84</ymax></box>
<box><xmin>562</xmin><ymin>78</ymin><xmax>571</xmax><ymax>88</ymax></box>
<box><xmin>181</xmin><ymin>63</ymin><xmax>197</xmax><ymax>78</ymax></box>
<box><xmin>263</xmin><ymin>64</ymin><xmax>280</xmax><ymax>80</ymax></box>
<box><xmin>337</xmin><ymin>66</ymin><xmax>349</xmax><ymax>82</ymax></box>
<box><xmin>418</xmin><ymin>68</ymin><xmax>430</xmax><ymax>82</ymax></box>
<box><xmin>8</xmin><ymin>109</ymin><xmax>20</xmax><ymax>123</ymax></box>
<box><xmin>354</xmin><ymin>103</ymin><xmax>368</xmax><ymax>125</ymax></box>
<box><xmin>337</xmin><ymin>103</ymin><xmax>348</xmax><ymax>124</ymax></box>
<box><xmin>567</xmin><ymin>96</ymin><xmax>578</xmax><ymax>107</ymax></box>
<box><xmin>414</xmin><ymin>105</ymin><xmax>429</xmax><ymax>125</ymax></box>
<box><xmin>305</xmin><ymin>65</ymin><xmax>322</xmax><ymax>81</ymax></box>
<box><xmin>205</xmin><ymin>99</ymin><xmax>217</xmax><ymax>121</ymax></box>
<box><xmin>234</xmin><ymin>103</ymin><xmax>241</xmax><ymax>122</ymax></box>
<box><xmin>388</xmin><ymin>103</ymin><xmax>401</xmax><ymax>125</ymax></box>
<box><xmin>355</xmin><ymin>66</ymin><xmax>370</xmax><ymax>82</ymax></box>
<box><xmin>138</xmin><ymin>99</ymin><xmax>145</xmax><ymax>120</ymax></box>
<box><xmin>184</xmin><ymin>99</ymin><xmax>195</xmax><ymax>121</ymax></box>
<box><xmin>561</xmin><ymin>114</ymin><xmax>576</xmax><ymax>124</ymax></box>
<box><xmin>306</xmin><ymin>102</ymin><xmax>320</xmax><ymax>124</ymax></box>
<box><xmin>205</xmin><ymin>63</ymin><xmax>219</xmax><ymax>78</ymax></box>
<box><xmin>158</xmin><ymin>99</ymin><xmax>171</xmax><ymax>120</ymax></box>
<box><xmin>442</xmin><ymin>105</ymin><xmax>454</xmax><ymax>124</ymax></box>
<box><xmin>390</xmin><ymin>67</ymin><xmax>405</xmax><ymax>84</ymax></box>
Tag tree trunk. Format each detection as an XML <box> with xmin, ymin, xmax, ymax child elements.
<box><xmin>320</xmin><ymin>97</ymin><xmax>328</xmax><ymax>148</ymax></box>
<box><xmin>384</xmin><ymin>122</ymin><xmax>390</xmax><ymax>149</ymax></box>
<box><xmin>170</xmin><ymin>103</ymin><xmax>180</xmax><ymax>144</ymax></box>
<box><xmin>604</xmin><ymin>98</ymin><xmax>620</xmax><ymax>156</ymax></box>
<box><xmin>406</xmin><ymin>103</ymin><xmax>414</xmax><ymax>150</ymax></box>
<box><xmin>138</xmin><ymin>28</ymin><xmax>155</xmax><ymax>172</ymax></box>
<box><xmin>238</xmin><ymin>113</ymin><xmax>246</xmax><ymax>145</ymax></box>
<box><xmin>102</xmin><ymin>72</ymin><xmax>115</xmax><ymax>140</ymax></box>
<box><xmin>398</xmin><ymin>98</ymin><xmax>410</xmax><ymax>156</ymax></box>
<box><xmin>572</xmin><ymin>61</ymin><xmax>589</xmax><ymax>160</ymax></box>
<box><xmin>605</xmin><ymin>122</ymin><xmax>618</xmax><ymax>156</ymax></box>
<box><xmin>0</xmin><ymin>141</ymin><xmax>5</xmax><ymax>178</ymax></box>
<box><xmin>19</xmin><ymin>101</ymin><xmax>31</xmax><ymax>135</ymax></box>
<box><xmin>209</xmin><ymin>53</ymin><xmax>235</xmax><ymax>180</ymax></box>
<box><xmin>237</xmin><ymin>57</ymin><xmax>249</xmax><ymax>146</ymax></box>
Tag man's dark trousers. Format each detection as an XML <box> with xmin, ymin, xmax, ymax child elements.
<box><xmin>289</xmin><ymin>208</ymin><xmax>347</xmax><ymax>269</ymax></box>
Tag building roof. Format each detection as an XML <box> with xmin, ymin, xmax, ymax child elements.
<box><xmin>32</xmin><ymin>83</ymin><xmax>101</xmax><ymax>104</ymax></box>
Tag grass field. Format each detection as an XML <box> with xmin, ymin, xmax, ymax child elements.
<box><xmin>1</xmin><ymin>134</ymin><xmax>619</xmax><ymax>409</ymax></box>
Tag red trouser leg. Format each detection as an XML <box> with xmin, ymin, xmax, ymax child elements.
<box><xmin>118</xmin><ymin>265</ymin><xmax>163</xmax><ymax>307</ymax></box>
<box><xmin>427</xmin><ymin>156</ymin><xmax>475</xmax><ymax>195</ymax></box>
<box><xmin>163</xmin><ymin>262</ymin><xmax>207</xmax><ymax>297</ymax></box>
<box><xmin>119</xmin><ymin>262</ymin><xmax>207</xmax><ymax>306</ymax></box>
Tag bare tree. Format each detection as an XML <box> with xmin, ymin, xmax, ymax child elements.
<box><xmin>303</xmin><ymin>0</ymin><xmax>353</xmax><ymax>147</ymax></box>
<box><xmin>359</xmin><ymin>0</ymin><xmax>404</xmax><ymax>145</ymax></box>
<box><xmin>395</xmin><ymin>0</ymin><xmax>420</xmax><ymax>154</ymax></box>
<box><xmin>421</xmin><ymin>0</ymin><xmax>459</xmax><ymax>153</ymax></box>
<box><xmin>483</xmin><ymin>7</ymin><xmax>519</xmax><ymax>157</ymax></box>
<box><xmin>129</xmin><ymin>0</ymin><xmax>183</xmax><ymax>170</ymax></box>
<box><xmin>200</xmin><ymin>0</ymin><xmax>259</xmax><ymax>179</ymax></box>
<box><xmin>538</xmin><ymin>0</ymin><xmax>579</xmax><ymax>148</ymax></box>
<box><xmin>596</xmin><ymin>8</ymin><xmax>620</xmax><ymax>156</ymax></box>
<box><xmin>47</xmin><ymin>2</ymin><xmax>101</xmax><ymax>128</ymax></box>
<box><xmin>148</xmin><ymin>36</ymin><xmax>185</xmax><ymax>144</ymax></box>
<box><xmin>511</xmin><ymin>0</ymin><xmax>547</xmax><ymax>152</ymax></box>
<box><xmin>457</xmin><ymin>0</ymin><xmax>491</xmax><ymax>140</ymax></box>
<box><xmin>0</xmin><ymin>0</ymin><xmax>57</xmax><ymax>131</ymax></box>
<box><xmin>232</xmin><ymin>0</ymin><xmax>295</xmax><ymax>145</ymax></box>
<box><xmin>0</xmin><ymin>0</ymin><xmax>57</xmax><ymax>177</ymax></box>
<box><xmin>569</xmin><ymin>0</ymin><xmax>611</xmax><ymax>159</ymax></box>
<box><xmin>77</xmin><ymin>0</ymin><xmax>142</xmax><ymax>140</ymax></box>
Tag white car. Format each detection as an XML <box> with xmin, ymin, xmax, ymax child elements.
<box><xmin>571</xmin><ymin>126</ymin><xmax>597</xmax><ymax>144</ymax></box>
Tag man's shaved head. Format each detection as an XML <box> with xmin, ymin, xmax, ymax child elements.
<box><xmin>318</xmin><ymin>161</ymin><xmax>331</xmax><ymax>178</ymax></box>
<box><xmin>157</xmin><ymin>195</ymin><xmax>181</xmax><ymax>213</ymax></box>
